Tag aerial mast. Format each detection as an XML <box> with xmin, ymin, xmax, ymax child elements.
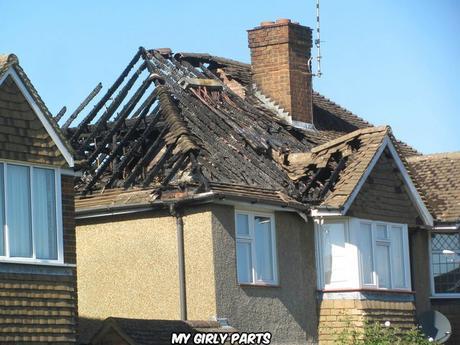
<box><xmin>313</xmin><ymin>0</ymin><xmax>322</xmax><ymax>77</ymax></box>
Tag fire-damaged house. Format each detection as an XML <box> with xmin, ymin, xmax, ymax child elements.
<box><xmin>56</xmin><ymin>20</ymin><xmax>459</xmax><ymax>344</ymax></box>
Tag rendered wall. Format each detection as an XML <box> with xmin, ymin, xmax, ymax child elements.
<box><xmin>76</xmin><ymin>212</ymin><xmax>180</xmax><ymax>342</ymax></box>
<box><xmin>183</xmin><ymin>207</ymin><xmax>217</xmax><ymax>320</ymax></box>
<box><xmin>76</xmin><ymin>207</ymin><xmax>218</xmax><ymax>343</ymax></box>
<box><xmin>211</xmin><ymin>204</ymin><xmax>318</xmax><ymax>344</ymax></box>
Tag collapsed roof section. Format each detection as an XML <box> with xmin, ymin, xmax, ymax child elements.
<box><xmin>61</xmin><ymin>47</ymin><xmax>422</xmax><ymax>212</ymax></box>
<box><xmin>271</xmin><ymin>125</ymin><xmax>433</xmax><ymax>225</ymax></box>
<box><xmin>62</xmin><ymin>48</ymin><xmax>333</xmax><ymax>197</ymax></box>
<box><xmin>274</xmin><ymin>126</ymin><xmax>390</xmax><ymax>206</ymax></box>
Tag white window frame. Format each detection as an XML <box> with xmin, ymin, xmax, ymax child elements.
<box><xmin>0</xmin><ymin>160</ymin><xmax>64</xmax><ymax>265</ymax></box>
<box><xmin>235</xmin><ymin>210</ymin><xmax>278</xmax><ymax>286</ymax></box>
<box><xmin>429</xmin><ymin>229</ymin><xmax>460</xmax><ymax>298</ymax></box>
<box><xmin>315</xmin><ymin>217</ymin><xmax>411</xmax><ymax>291</ymax></box>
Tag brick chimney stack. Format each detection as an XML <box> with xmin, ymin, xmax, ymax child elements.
<box><xmin>248</xmin><ymin>19</ymin><xmax>313</xmax><ymax>126</ymax></box>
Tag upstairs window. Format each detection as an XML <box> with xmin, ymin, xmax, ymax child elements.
<box><xmin>316</xmin><ymin>218</ymin><xmax>411</xmax><ymax>291</ymax></box>
<box><xmin>235</xmin><ymin>211</ymin><xmax>278</xmax><ymax>285</ymax></box>
<box><xmin>431</xmin><ymin>232</ymin><xmax>460</xmax><ymax>296</ymax></box>
<box><xmin>0</xmin><ymin>162</ymin><xmax>63</xmax><ymax>264</ymax></box>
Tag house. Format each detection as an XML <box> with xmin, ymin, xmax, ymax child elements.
<box><xmin>60</xmin><ymin>19</ymin><xmax>459</xmax><ymax>344</ymax></box>
<box><xmin>406</xmin><ymin>153</ymin><xmax>460</xmax><ymax>342</ymax></box>
<box><xmin>90</xmin><ymin>318</ymin><xmax>237</xmax><ymax>345</ymax></box>
<box><xmin>0</xmin><ymin>54</ymin><xmax>78</xmax><ymax>343</ymax></box>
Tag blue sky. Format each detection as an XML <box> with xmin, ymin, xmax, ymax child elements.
<box><xmin>0</xmin><ymin>0</ymin><xmax>458</xmax><ymax>154</ymax></box>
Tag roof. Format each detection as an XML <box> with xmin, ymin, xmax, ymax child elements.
<box><xmin>0</xmin><ymin>53</ymin><xmax>75</xmax><ymax>167</ymax></box>
<box><xmin>275</xmin><ymin>126</ymin><xmax>390</xmax><ymax>207</ymax></box>
<box><xmin>64</xmin><ymin>48</ymin><xmax>325</xmax><ymax>199</ymax></box>
<box><xmin>61</xmin><ymin>48</ymin><xmax>447</xmax><ymax>221</ymax></box>
<box><xmin>272</xmin><ymin>125</ymin><xmax>433</xmax><ymax>225</ymax></box>
<box><xmin>407</xmin><ymin>152</ymin><xmax>460</xmax><ymax>223</ymax></box>
<box><xmin>91</xmin><ymin>317</ymin><xmax>237</xmax><ymax>345</ymax></box>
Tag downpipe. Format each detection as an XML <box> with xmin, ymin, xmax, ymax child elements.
<box><xmin>170</xmin><ymin>204</ymin><xmax>187</xmax><ymax>320</ymax></box>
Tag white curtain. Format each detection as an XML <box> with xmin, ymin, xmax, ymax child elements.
<box><xmin>0</xmin><ymin>163</ymin><xmax>4</xmax><ymax>256</ymax></box>
<box><xmin>391</xmin><ymin>226</ymin><xmax>406</xmax><ymax>288</ymax></box>
<box><xmin>7</xmin><ymin>165</ymin><xmax>32</xmax><ymax>257</ymax></box>
<box><xmin>254</xmin><ymin>216</ymin><xmax>274</xmax><ymax>282</ymax></box>
<box><xmin>33</xmin><ymin>168</ymin><xmax>57</xmax><ymax>260</ymax></box>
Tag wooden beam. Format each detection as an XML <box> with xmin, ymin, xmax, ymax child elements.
<box><xmin>62</xmin><ymin>82</ymin><xmax>103</xmax><ymax>129</ymax></box>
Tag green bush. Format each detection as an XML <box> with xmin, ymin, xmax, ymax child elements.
<box><xmin>335</xmin><ymin>319</ymin><xmax>436</xmax><ymax>345</ymax></box>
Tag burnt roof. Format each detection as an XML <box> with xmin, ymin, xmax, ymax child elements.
<box><xmin>62</xmin><ymin>47</ymin><xmax>434</xmax><ymax>214</ymax></box>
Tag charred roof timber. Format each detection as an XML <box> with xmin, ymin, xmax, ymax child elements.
<box><xmin>62</xmin><ymin>45</ymin><xmax>419</xmax><ymax>209</ymax></box>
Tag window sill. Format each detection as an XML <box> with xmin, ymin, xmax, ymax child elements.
<box><xmin>0</xmin><ymin>259</ymin><xmax>76</xmax><ymax>268</ymax></box>
<box><xmin>319</xmin><ymin>288</ymin><xmax>415</xmax><ymax>294</ymax></box>
<box><xmin>239</xmin><ymin>283</ymin><xmax>280</xmax><ymax>288</ymax></box>
<box><xmin>430</xmin><ymin>295</ymin><xmax>460</xmax><ymax>299</ymax></box>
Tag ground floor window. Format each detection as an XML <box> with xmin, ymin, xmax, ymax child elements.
<box><xmin>316</xmin><ymin>217</ymin><xmax>411</xmax><ymax>291</ymax></box>
<box><xmin>431</xmin><ymin>232</ymin><xmax>460</xmax><ymax>295</ymax></box>
<box><xmin>235</xmin><ymin>211</ymin><xmax>278</xmax><ymax>285</ymax></box>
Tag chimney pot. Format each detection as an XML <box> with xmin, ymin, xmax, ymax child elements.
<box><xmin>260</xmin><ymin>21</ymin><xmax>275</xmax><ymax>27</ymax></box>
<box><xmin>276</xmin><ymin>18</ymin><xmax>291</xmax><ymax>24</ymax></box>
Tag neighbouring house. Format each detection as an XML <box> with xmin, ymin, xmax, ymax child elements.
<box><xmin>0</xmin><ymin>54</ymin><xmax>78</xmax><ymax>343</ymax></box>
<box><xmin>57</xmin><ymin>19</ymin><xmax>459</xmax><ymax>344</ymax></box>
<box><xmin>90</xmin><ymin>318</ymin><xmax>237</xmax><ymax>345</ymax></box>
<box><xmin>406</xmin><ymin>153</ymin><xmax>460</xmax><ymax>342</ymax></box>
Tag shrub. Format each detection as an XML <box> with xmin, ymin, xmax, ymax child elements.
<box><xmin>335</xmin><ymin>319</ymin><xmax>436</xmax><ymax>345</ymax></box>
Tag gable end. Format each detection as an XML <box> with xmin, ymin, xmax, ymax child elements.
<box><xmin>347</xmin><ymin>149</ymin><xmax>422</xmax><ymax>226</ymax></box>
<box><xmin>0</xmin><ymin>67</ymin><xmax>74</xmax><ymax>167</ymax></box>
<box><xmin>344</xmin><ymin>137</ymin><xmax>433</xmax><ymax>226</ymax></box>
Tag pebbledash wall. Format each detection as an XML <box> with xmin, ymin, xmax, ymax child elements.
<box><xmin>76</xmin><ymin>204</ymin><xmax>319</xmax><ymax>345</ymax></box>
<box><xmin>76</xmin><ymin>206</ymin><xmax>218</xmax><ymax>344</ymax></box>
<box><xmin>0</xmin><ymin>74</ymin><xmax>78</xmax><ymax>344</ymax></box>
<box><xmin>211</xmin><ymin>204</ymin><xmax>318</xmax><ymax>345</ymax></box>
<box><xmin>75</xmin><ymin>154</ymin><xmax>448</xmax><ymax>345</ymax></box>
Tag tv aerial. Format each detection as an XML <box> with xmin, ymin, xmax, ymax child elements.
<box><xmin>309</xmin><ymin>0</ymin><xmax>323</xmax><ymax>77</ymax></box>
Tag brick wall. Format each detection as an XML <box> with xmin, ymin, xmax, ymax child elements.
<box><xmin>0</xmin><ymin>270</ymin><xmax>78</xmax><ymax>344</ymax></box>
<box><xmin>62</xmin><ymin>175</ymin><xmax>76</xmax><ymax>265</ymax></box>
<box><xmin>248</xmin><ymin>19</ymin><xmax>313</xmax><ymax>124</ymax></box>
<box><xmin>318</xmin><ymin>296</ymin><xmax>416</xmax><ymax>345</ymax></box>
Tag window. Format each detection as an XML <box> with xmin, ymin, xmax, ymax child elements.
<box><xmin>235</xmin><ymin>211</ymin><xmax>278</xmax><ymax>285</ymax></box>
<box><xmin>321</xmin><ymin>222</ymin><xmax>350</xmax><ymax>288</ymax></box>
<box><xmin>431</xmin><ymin>232</ymin><xmax>460</xmax><ymax>296</ymax></box>
<box><xmin>0</xmin><ymin>162</ymin><xmax>63</xmax><ymax>263</ymax></box>
<box><xmin>316</xmin><ymin>218</ymin><xmax>411</xmax><ymax>291</ymax></box>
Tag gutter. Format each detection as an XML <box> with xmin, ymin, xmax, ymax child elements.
<box><xmin>432</xmin><ymin>222</ymin><xmax>460</xmax><ymax>232</ymax></box>
<box><xmin>75</xmin><ymin>192</ymin><xmax>216</xmax><ymax>220</ymax></box>
<box><xmin>75</xmin><ymin>190</ymin><xmax>307</xmax><ymax>219</ymax></box>
<box><xmin>310</xmin><ymin>205</ymin><xmax>343</xmax><ymax>217</ymax></box>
